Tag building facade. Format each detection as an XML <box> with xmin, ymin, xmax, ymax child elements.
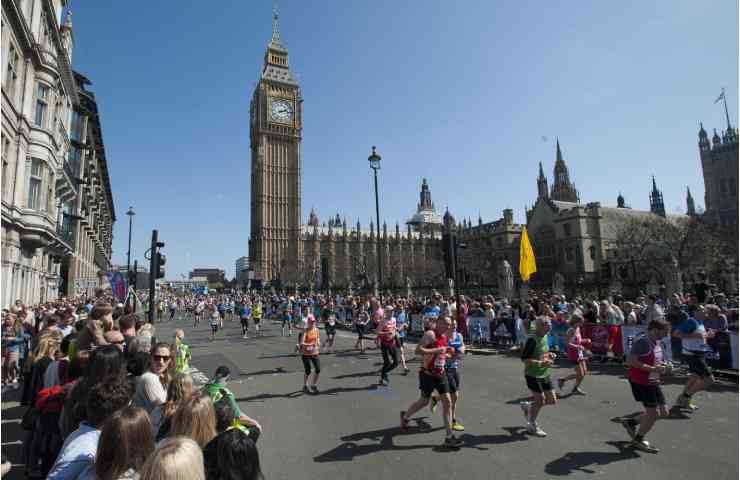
<box><xmin>189</xmin><ymin>268</ymin><xmax>225</xmax><ymax>285</ymax></box>
<box><xmin>2</xmin><ymin>1</ymin><xmax>114</xmax><ymax>307</ymax></box>
<box><xmin>698</xmin><ymin>121</ymin><xmax>738</xmax><ymax>226</ymax></box>
<box><xmin>248</xmin><ymin>10</ymin><xmax>302</xmax><ymax>284</ymax></box>
<box><xmin>235</xmin><ymin>256</ymin><xmax>249</xmax><ymax>285</ymax></box>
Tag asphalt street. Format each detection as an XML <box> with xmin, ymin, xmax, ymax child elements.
<box><xmin>1</xmin><ymin>315</ymin><xmax>737</xmax><ymax>480</ymax></box>
<box><xmin>153</xmin><ymin>315</ymin><xmax>739</xmax><ymax>480</ymax></box>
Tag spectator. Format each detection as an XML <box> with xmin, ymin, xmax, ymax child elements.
<box><xmin>643</xmin><ymin>295</ymin><xmax>665</xmax><ymax>324</ymax></box>
<box><xmin>79</xmin><ymin>406</ymin><xmax>154</xmax><ymax>480</ymax></box>
<box><xmin>118</xmin><ymin>314</ymin><xmax>138</xmax><ymax>356</ymax></box>
<box><xmin>76</xmin><ymin>303</ymin><xmax>115</xmax><ymax>353</ymax></box>
<box><xmin>168</xmin><ymin>393</ymin><xmax>217</xmax><ymax>448</ymax></box>
<box><xmin>21</xmin><ymin>331</ymin><xmax>62</xmax><ymax>406</ymax></box>
<box><xmin>203</xmin><ymin>429</ymin><xmax>263</xmax><ymax>480</ymax></box>
<box><xmin>704</xmin><ymin>304</ymin><xmax>729</xmax><ymax>332</ymax></box>
<box><xmin>151</xmin><ymin>373</ymin><xmax>194</xmax><ymax>441</ymax></box>
<box><xmin>139</xmin><ymin>436</ymin><xmax>205</xmax><ymax>480</ymax></box>
<box><xmin>134</xmin><ymin>342</ymin><xmax>173</xmax><ymax>415</ymax></box>
<box><xmin>1</xmin><ymin>312</ymin><xmax>21</xmax><ymax>385</ymax></box>
<box><xmin>47</xmin><ymin>376</ymin><xmax>133</xmax><ymax>480</ymax></box>
<box><xmin>43</xmin><ymin>335</ymin><xmax>72</xmax><ymax>389</ymax></box>
<box><xmin>61</xmin><ymin>345</ymin><xmax>126</xmax><ymax>439</ymax></box>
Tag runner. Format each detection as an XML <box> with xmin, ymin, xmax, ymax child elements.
<box><xmin>672</xmin><ymin>305</ymin><xmax>715</xmax><ymax>411</ymax></box>
<box><xmin>281</xmin><ymin>307</ymin><xmax>293</xmax><ymax>337</ymax></box>
<box><xmin>400</xmin><ymin>315</ymin><xmax>463</xmax><ymax>448</ymax></box>
<box><xmin>295</xmin><ymin>305</ymin><xmax>310</xmax><ymax>353</ymax></box>
<box><xmin>354</xmin><ymin>310</ymin><xmax>368</xmax><ymax>353</ymax></box>
<box><xmin>557</xmin><ymin>313</ymin><xmax>591</xmax><ymax>395</ymax></box>
<box><xmin>169</xmin><ymin>299</ymin><xmax>177</xmax><ymax>322</ymax></box>
<box><xmin>173</xmin><ymin>329</ymin><xmax>191</xmax><ymax>374</ymax></box>
<box><xmin>519</xmin><ymin>316</ymin><xmax>557</xmax><ymax>437</ymax></box>
<box><xmin>376</xmin><ymin>305</ymin><xmax>399</xmax><ymax>386</ymax></box>
<box><xmin>240</xmin><ymin>301</ymin><xmax>251</xmax><ymax>339</ymax></box>
<box><xmin>252</xmin><ymin>301</ymin><xmax>263</xmax><ymax>337</ymax></box>
<box><xmin>300</xmin><ymin>315</ymin><xmax>321</xmax><ymax>393</ymax></box>
<box><xmin>620</xmin><ymin>319</ymin><xmax>671</xmax><ymax>453</ymax></box>
<box><xmin>209</xmin><ymin>305</ymin><xmax>220</xmax><ymax>341</ymax></box>
<box><xmin>321</xmin><ymin>305</ymin><xmax>337</xmax><ymax>353</ymax></box>
<box><xmin>395</xmin><ymin>302</ymin><xmax>411</xmax><ymax>374</ymax></box>
<box><xmin>194</xmin><ymin>298</ymin><xmax>205</xmax><ymax>328</ymax></box>
<box><xmin>439</xmin><ymin>319</ymin><xmax>465</xmax><ymax>431</ymax></box>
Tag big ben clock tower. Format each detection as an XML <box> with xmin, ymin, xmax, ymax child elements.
<box><xmin>249</xmin><ymin>8</ymin><xmax>302</xmax><ymax>284</ymax></box>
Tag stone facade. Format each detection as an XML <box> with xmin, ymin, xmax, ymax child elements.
<box><xmin>698</xmin><ymin>122</ymin><xmax>738</xmax><ymax>226</ymax></box>
<box><xmin>248</xmin><ymin>10</ymin><xmax>302</xmax><ymax>284</ymax></box>
<box><xmin>1</xmin><ymin>1</ymin><xmax>114</xmax><ymax>307</ymax></box>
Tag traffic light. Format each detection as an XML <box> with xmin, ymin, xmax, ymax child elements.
<box><xmin>155</xmin><ymin>252</ymin><xmax>166</xmax><ymax>279</ymax></box>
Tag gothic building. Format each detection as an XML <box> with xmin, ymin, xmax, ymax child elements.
<box><xmin>698</xmin><ymin>119</ymin><xmax>738</xmax><ymax>226</ymax></box>
<box><xmin>526</xmin><ymin>141</ymin><xmax>677</xmax><ymax>290</ymax></box>
<box><xmin>248</xmin><ymin>9</ymin><xmax>302</xmax><ymax>284</ymax></box>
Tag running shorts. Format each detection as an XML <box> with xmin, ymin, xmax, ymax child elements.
<box><xmin>629</xmin><ymin>380</ymin><xmax>665</xmax><ymax>408</ymax></box>
<box><xmin>445</xmin><ymin>368</ymin><xmax>460</xmax><ymax>393</ymax></box>
<box><xmin>685</xmin><ymin>353</ymin><xmax>713</xmax><ymax>378</ymax></box>
<box><xmin>325</xmin><ymin>325</ymin><xmax>336</xmax><ymax>336</ymax></box>
<box><xmin>525</xmin><ymin>375</ymin><xmax>554</xmax><ymax>394</ymax></box>
<box><xmin>241</xmin><ymin>317</ymin><xmax>250</xmax><ymax>327</ymax></box>
<box><xmin>211</xmin><ymin>324</ymin><xmax>219</xmax><ymax>333</ymax></box>
<box><xmin>419</xmin><ymin>370</ymin><xmax>450</xmax><ymax>398</ymax></box>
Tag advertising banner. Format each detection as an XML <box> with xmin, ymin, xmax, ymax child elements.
<box><xmin>468</xmin><ymin>316</ymin><xmax>491</xmax><ymax>343</ymax></box>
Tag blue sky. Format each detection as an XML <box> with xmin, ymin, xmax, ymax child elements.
<box><xmin>69</xmin><ymin>0</ymin><xmax>738</xmax><ymax>279</ymax></box>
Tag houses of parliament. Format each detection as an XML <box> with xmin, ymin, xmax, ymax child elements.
<box><xmin>248</xmin><ymin>11</ymin><xmax>738</xmax><ymax>293</ymax></box>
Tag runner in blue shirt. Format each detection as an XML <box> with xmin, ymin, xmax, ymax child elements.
<box><xmin>395</xmin><ymin>304</ymin><xmax>411</xmax><ymax>374</ymax></box>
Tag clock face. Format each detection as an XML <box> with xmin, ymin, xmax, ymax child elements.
<box><xmin>270</xmin><ymin>99</ymin><xmax>293</xmax><ymax>123</ymax></box>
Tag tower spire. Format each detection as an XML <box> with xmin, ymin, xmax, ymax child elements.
<box><xmin>686</xmin><ymin>186</ymin><xmax>696</xmax><ymax>216</ymax></box>
<box><xmin>271</xmin><ymin>1</ymin><xmax>282</xmax><ymax>47</ymax></box>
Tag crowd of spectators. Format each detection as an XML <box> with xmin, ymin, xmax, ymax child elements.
<box><xmin>2</xmin><ymin>290</ymin><xmax>263</xmax><ymax>480</ymax></box>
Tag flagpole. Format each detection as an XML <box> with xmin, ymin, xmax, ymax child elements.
<box><xmin>722</xmin><ymin>88</ymin><xmax>732</xmax><ymax>130</ymax></box>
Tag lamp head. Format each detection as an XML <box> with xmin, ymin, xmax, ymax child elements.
<box><xmin>368</xmin><ymin>146</ymin><xmax>381</xmax><ymax>171</ymax></box>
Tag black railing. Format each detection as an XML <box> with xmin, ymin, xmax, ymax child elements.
<box><xmin>57</xmin><ymin>216</ymin><xmax>75</xmax><ymax>246</ymax></box>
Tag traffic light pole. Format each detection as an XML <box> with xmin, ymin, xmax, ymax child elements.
<box><xmin>148</xmin><ymin>229</ymin><xmax>158</xmax><ymax>323</ymax></box>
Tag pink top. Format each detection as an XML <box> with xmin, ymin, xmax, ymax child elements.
<box><xmin>566</xmin><ymin>327</ymin><xmax>584</xmax><ymax>362</ymax></box>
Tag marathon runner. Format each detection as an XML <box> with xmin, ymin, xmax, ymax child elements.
<box><xmin>300</xmin><ymin>315</ymin><xmax>321</xmax><ymax>393</ymax></box>
<box><xmin>252</xmin><ymin>301</ymin><xmax>263</xmax><ymax>337</ymax></box>
<box><xmin>376</xmin><ymin>305</ymin><xmax>399</xmax><ymax>386</ymax></box>
<box><xmin>282</xmin><ymin>306</ymin><xmax>293</xmax><ymax>337</ymax></box>
<box><xmin>557</xmin><ymin>313</ymin><xmax>591</xmax><ymax>395</ymax></box>
<box><xmin>194</xmin><ymin>298</ymin><xmax>205</xmax><ymax>328</ymax></box>
<box><xmin>354</xmin><ymin>310</ymin><xmax>368</xmax><ymax>353</ymax></box>
<box><xmin>209</xmin><ymin>305</ymin><xmax>221</xmax><ymax>341</ymax></box>
<box><xmin>621</xmin><ymin>319</ymin><xmax>671</xmax><ymax>453</ymax></box>
<box><xmin>672</xmin><ymin>305</ymin><xmax>715</xmax><ymax>411</ymax></box>
<box><xmin>400</xmin><ymin>315</ymin><xmax>463</xmax><ymax>448</ymax></box>
<box><xmin>240</xmin><ymin>301</ymin><xmax>251</xmax><ymax>339</ymax></box>
<box><xmin>321</xmin><ymin>305</ymin><xmax>337</xmax><ymax>353</ymax></box>
<box><xmin>520</xmin><ymin>316</ymin><xmax>557</xmax><ymax>437</ymax></box>
<box><xmin>395</xmin><ymin>302</ymin><xmax>411</xmax><ymax>374</ymax></box>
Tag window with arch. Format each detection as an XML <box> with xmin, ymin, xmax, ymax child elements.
<box><xmin>589</xmin><ymin>245</ymin><xmax>596</xmax><ymax>260</ymax></box>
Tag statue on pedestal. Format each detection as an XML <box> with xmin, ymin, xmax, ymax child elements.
<box><xmin>552</xmin><ymin>272</ymin><xmax>565</xmax><ymax>296</ymax></box>
<box><xmin>447</xmin><ymin>278</ymin><xmax>455</xmax><ymax>298</ymax></box>
<box><xmin>663</xmin><ymin>256</ymin><xmax>683</xmax><ymax>300</ymax></box>
<box><xmin>405</xmin><ymin>276</ymin><xmax>413</xmax><ymax>298</ymax></box>
<box><xmin>498</xmin><ymin>260</ymin><xmax>514</xmax><ymax>300</ymax></box>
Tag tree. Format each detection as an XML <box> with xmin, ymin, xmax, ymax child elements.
<box><xmin>607</xmin><ymin>215</ymin><xmax>736</xmax><ymax>292</ymax></box>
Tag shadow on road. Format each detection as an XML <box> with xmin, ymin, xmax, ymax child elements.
<box><xmin>332</xmin><ymin>370</ymin><xmax>378</xmax><ymax>380</ymax></box>
<box><xmin>240</xmin><ymin>367</ymin><xmax>293</xmax><ymax>377</ymax></box>
<box><xmin>235</xmin><ymin>391</ymin><xmax>304</xmax><ymax>402</ymax></box>
<box><xmin>544</xmin><ymin>441</ymin><xmax>640</xmax><ymax>476</ymax></box>
<box><xmin>313</xmin><ymin>417</ymin><xmax>442</xmax><ymax>463</ymax></box>
<box><xmin>315</xmin><ymin>385</ymin><xmax>379</xmax><ymax>396</ymax></box>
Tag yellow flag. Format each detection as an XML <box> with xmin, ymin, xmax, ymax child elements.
<box><xmin>519</xmin><ymin>227</ymin><xmax>537</xmax><ymax>282</ymax></box>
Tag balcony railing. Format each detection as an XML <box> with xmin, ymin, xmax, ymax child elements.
<box><xmin>56</xmin><ymin>215</ymin><xmax>75</xmax><ymax>246</ymax></box>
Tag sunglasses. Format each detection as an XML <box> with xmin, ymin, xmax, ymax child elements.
<box><xmin>153</xmin><ymin>355</ymin><xmax>170</xmax><ymax>362</ymax></box>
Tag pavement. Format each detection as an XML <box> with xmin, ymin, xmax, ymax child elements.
<box><xmin>2</xmin><ymin>315</ymin><xmax>738</xmax><ymax>480</ymax></box>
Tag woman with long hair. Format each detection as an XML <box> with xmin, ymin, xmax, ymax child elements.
<box><xmin>139</xmin><ymin>436</ymin><xmax>205</xmax><ymax>480</ymax></box>
<box><xmin>168</xmin><ymin>393</ymin><xmax>217</xmax><ymax>448</ymax></box>
<box><xmin>21</xmin><ymin>331</ymin><xmax>62</xmax><ymax>405</ymax></box>
<box><xmin>80</xmin><ymin>406</ymin><xmax>154</xmax><ymax>480</ymax></box>
<box><xmin>61</xmin><ymin>345</ymin><xmax>126</xmax><ymax>438</ymax></box>
<box><xmin>151</xmin><ymin>373</ymin><xmax>194</xmax><ymax>440</ymax></box>
<box><xmin>134</xmin><ymin>342</ymin><xmax>174</xmax><ymax>415</ymax></box>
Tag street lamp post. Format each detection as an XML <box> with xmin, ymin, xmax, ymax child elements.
<box><xmin>368</xmin><ymin>146</ymin><xmax>382</xmax><ymax>293</ymax></box>
<box><xmin>125</xmin><ymin>206</ymin><xmax>135</xmax><ymax>284</ymax></box>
